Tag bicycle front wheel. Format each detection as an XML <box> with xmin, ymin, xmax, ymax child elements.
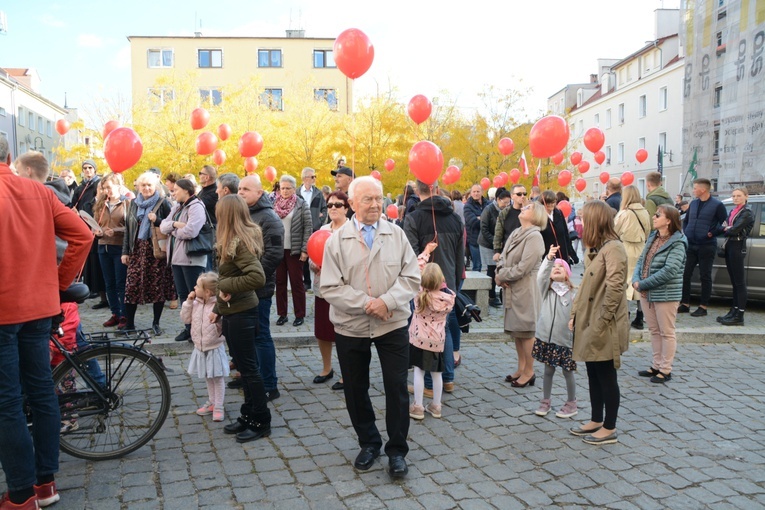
<box><xmin>52</xmin><ymin>345</ymin><xmax>171</xmax><ymax>461</ymax></box>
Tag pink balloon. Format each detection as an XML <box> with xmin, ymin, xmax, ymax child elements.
<box><xmin>333</xmin><ymin>28</ymin><xmax>375</xmax><ymax>79</ymax></box>
<box><xmin>408</xmin><ymin>95</ymin><xmax>432</xmax><ymax>125</ymax></box>
<box><xmin>408</xmin><ymin>141</ymin><xmax>443</xmax><ymax>185</ymax></box>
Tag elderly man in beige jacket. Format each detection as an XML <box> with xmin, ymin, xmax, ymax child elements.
<box><xmin>320</xmin><ymin>176</ymin><xmax>420</xmax><ymax>480</ymax></box>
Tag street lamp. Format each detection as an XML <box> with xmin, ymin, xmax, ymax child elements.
<box><xmin>32</xmin><ymin>136</ymin><xmax>44</xmax><ymax>152</ymax></box>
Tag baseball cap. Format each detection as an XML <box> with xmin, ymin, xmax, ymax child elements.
<box><xmin>331</xmin><ymin>166</ymin><xmax>355</xmax><ymax>178</ymax></box>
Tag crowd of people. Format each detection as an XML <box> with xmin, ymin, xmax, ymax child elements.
<box><xmin>0</xmin><ymin>131</ymin><xmax>756</xmax><ymax>507</ymax></box>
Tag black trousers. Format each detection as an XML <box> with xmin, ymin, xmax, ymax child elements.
<box><xmin>585</xmin><ymin>360</ymin><xmax>620</xmax><ymax>430</ymax></box>
<box><xmin>223</xmin><ymin>308</ymin><xmax>271</xmax><ymax>425</ymax></box>
<box><xmin>725</xmin><ymin>240</ymin><xmax>747</xmax><ymax>309</ymax></box>
<box><xmin>681</xmin><ymin>243</ymin><xmax>717</xmax><ymax>306</ymax></box>
<box><xmin>335</xmin><ymin>326</ymin><xmax>410</xmax><ymax>457</ymax></box>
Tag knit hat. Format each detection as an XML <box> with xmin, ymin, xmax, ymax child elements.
<box><xmin>82</xmin><ymin>159</ymin><xmax>97</xmax><ymax>171</ymax></box>
<box><xmin>553</xmin><ymin>258</ymin><xmax>571</xmax><ymax>278</ymax></box>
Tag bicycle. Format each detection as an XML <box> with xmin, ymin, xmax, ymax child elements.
<box><xmin>48</xmin><ymin>284</ymin><xmax>172</xmax><ymax>461</ymax></box>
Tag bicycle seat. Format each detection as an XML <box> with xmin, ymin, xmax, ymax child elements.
<box><xmin>60</xmin><ymin>283</ymin><xmax>90</xmax><ymax>304</ymax></box>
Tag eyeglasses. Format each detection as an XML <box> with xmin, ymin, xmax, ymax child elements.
<box><xmin>514</xmin><ymin>192</ymin><xmax>527</xmax><ymax>196</ymax></box>
<box><xmin>327</xmin><ymin>202</ymin><xmax>346</xmax><ymax>209</ymax></box>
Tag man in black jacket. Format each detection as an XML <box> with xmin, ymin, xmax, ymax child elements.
<box><xmin>197</xmin><ymin>165</ymin><xmax>218</xmax><ymax>225</ymax></box>
<box><xmin>238</xmin><ymin>175</ymin><xmax>285</xmax><ymax>400</ymax></box>
<box><xmin>72</xmin><ymin>159</ymin><xmax>104</xmax><ymax>302</ymax></box>
<box><xmin>299</xmin><ymin>167</ymin><xmax>327</xmax><ymax>290</ymax></box>
<box><xmin>679</xmin><ymin>178</ymin><xmax>728</xmax><ymax>317</ymax></box>
<box><xmin>479</xmin><ymin>189</ymin><xmax>511</xmax><ymax>307</ymax></box>
<box><xmin>404</xmin><ymin>180</ymin><xmax>464</xmax><ymax>395</ymax></box>
<box><xmin>463</xmin><ymin>185</ymin><xmax>484</xmax><ymax>271</ymax></box>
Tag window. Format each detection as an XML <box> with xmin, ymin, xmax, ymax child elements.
<box><xmin>713</xmin><ymin>129</ymin><xmax>720</xmax><ymax>156</ymax></box>
<box><xmin>0</xmin><ymin>107</ymin><xmax>5</xmax><ymax>116</ymax></box>
<box><xmin>638</xmin><ymin>95</ymin><xmax>647</xmax><ymax>118</ymax></box>
<box><xmin>659</xmin><ymin>87</ymin><xmax>668</xmax><ymax>111</ymax></box>
<box><xmin>200</xmin><ymin>88</ymin><xmax>222</xmax><ymax>106</ymax></box>
<box><xmin>594</xmin><ymin>113</ymin><xmax>600</xmax><ymax>126</ymax></box>
<box><xmin>638</xmin><ymin>137</ymin><xmax>646</xmax><ymax>149</ymax></box>
<box><xmin>313</xmin><ymin>50</ymin><xmax>335</xmax><ymax>68</ymax></box>
<box><xmin>148</xmin><ymin>88</ymin><xmax>174</xmax><ymax>111</ymax></box>
<box><xmin>618</xmin><ymin>103</ymin><xmax>625</xmax><ymax>124</ymax></box>
<box><xmin>605</xmin><ymin>109</ymin><xmax>612</xmax><ymax>129</ymax></box>
<box><xmin>198</xmin><ymin>49</ymin><xmax>222</xmax><ymax>68</ymax></box>
<box><xmin>659</xmin><ymin>132</ymin><xmax>667</xmax><ymax>151</ymax></box>
<box><xmin>605</xmin><ymin>146</ymin><xmax>612</xmax><ymax>165</ymax></box>
<box><xmin>147</xmin><ymin>49</ymin><xmax>173</xmax><ymax>68</ymax></box>
<box><xmin>28</xmin><ymin>113</ymin><xmax>35</xmax><ymax>130</ymax></box>
<box><xmin>716</xmin><ymin>31</ymin><xmax>723</xmax><ymax>47</ymax></box>
<box><xmin>714</xmin><ymin>84</ymin><xmax>723</xmax><ymax>108</ymax></box>
<box><xmin>578</xmin><ymin>120</ymin><xmax>584</xmax><ymax>136</ymax></box>
<box><xmin>38</xmin><ymin>116</ymin><xmax>44</xmax><ymax>134</ymax></box>
<box><xmin>260</xmin><ymin>88</ymin><xmax>283</xmax><ymax>111</ymax></box>
<box><xmin>617</xmin><ymin>142</ymin><xmax>625</xmax><ymax>163</ymax></box>
<box><xmin>258</xmin><ymin>49</ymin><xmax>282</xmax><ymax>68</ymax></box>
<box><xmin>19</xmin><ymin>142</ymin><xmax>26</xmax><ymax>154</ymax></box>
<box><xmin>314</xmin><ymin>88</ymin><xmax>338</xmax><ymax>110</ymax></box>
<box><xmin>18</xmin><ymin>107</ymin><xmax>23</xmax><ymax>126</ymax></box>
<box><xmin>46</xmin><ymin>120</ymin><xmax>52</xmax><ymax>137</ymax></box>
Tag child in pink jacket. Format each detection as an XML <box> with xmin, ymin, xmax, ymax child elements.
<box><xmin>182</xmin><ymin>272</ymin><xmax>229</xmax><ymax>422</ymax></box>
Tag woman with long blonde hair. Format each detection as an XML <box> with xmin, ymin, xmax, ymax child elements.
<box><xmin>614</xmin><ymin>185</ymin><xmax>650</xmax><ymax>329</ymax></box>
<box><xmin>211</xmin><ymin>195</ymin><xmax>271</xmax><ymax>444</ymax></box>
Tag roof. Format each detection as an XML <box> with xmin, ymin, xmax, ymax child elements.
<box><xmin>570</xmin><ymin>89</ymin><xmax>604</xmax><ymax>112</ymax></box>
<box><xmin>3</xmin><ymin>67</ymin><xmax>32</xmax><ymax>77</ymax></box>
<box><xmin>127</xmin><ymin>35</ymin><xmax>334</xmax><ymax>41</ymax></box>
<box><xmin>611</xmin><ymin>34</ymin><xmax>678</xmax><ymax>70</ymax></box>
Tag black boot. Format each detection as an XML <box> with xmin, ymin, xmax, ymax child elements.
<box><xmin>721</xmin><ymin>309</ymin><xmax>744</xmax><ymax>326</ymax></box>
<box><xmin>630</xmin><ymin>309</ymin><xmax>644</xmax><ymax>330</ymax></box>
<box><xmin>716</xmin><ymin>307</ymin><xmax>736</xmax><ymax>323</ymax></box>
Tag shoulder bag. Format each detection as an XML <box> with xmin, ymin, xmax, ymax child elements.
<box><xmin>150</xmin><ymin>201</ymin><xmax>168</xmax><ymax>259</ymax></box>
<box><xmin>186</xmin><ymin>205</ymin><xmax>215</xmax><ymax>256</ymax></box>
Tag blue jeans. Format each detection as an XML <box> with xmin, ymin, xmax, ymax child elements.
<box><xmin>171</xmin><ymin>265</ymin><xmax>206</xmax><ymax>303</ymax></box>
<box><xmin>469</xmin><ymin>243</ymin><xmax>482</xmax><ymax>271</ymax></box>
<box><xmin>75</xmin><ymin>324</ymin><xmax>106</xmax><ymax>387</ymax></box>
<box><xmin>425</xmin><ymin>309</ymin><xmax>458</xmax><ymax>387</ymax></box>
<box><xmin>98</xmin><ymin>246</ymin><xmax>126</xmax><ymax>318</ymax></box>
<box><xmin>255</xmin><ymin>297</ymin><xmax>277</xmax><ymax>392</ymax></box>
<box><xmin>0</xmin><ymin>318</ymin><xmax>60</xmax><ymax>491</ymax></box>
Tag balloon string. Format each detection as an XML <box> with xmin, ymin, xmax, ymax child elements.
<box><xmin>430</xmin><ymin>185</ymin><xmax>438</xmax><ymax>245</ymax></box>
<box><xmin>351</xmin><ymin>79</ymin><xmax>356</xmax><ymax>173</ymax></box>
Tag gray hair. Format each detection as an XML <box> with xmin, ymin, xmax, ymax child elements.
<box><xmin>217</xmin><ymin>173</ymin><xmax>240</xmax><ymax>195</ymax></box>
<box><xmin>348</xmin><ymin>176</ymin><xmax>382</xmax><ymax>199</ymax></box>
<box><xmin>280</xmin><ymin>174</ymin><xmax>297</xmax><ymax>188</ymax></box>
<box><xmin>0</xmin><ymin>135</ymin><xmax>9</xmax><ymax>162</ymax></box>
<box><xmin>301</xmin><ymin>167</ymin><xmax>316</xmax><ymax>178</ymax></box>
<box><xmin>135</xmin><ymin>171</ymin><xmax>165</xmax><ymax>197</ymax></box>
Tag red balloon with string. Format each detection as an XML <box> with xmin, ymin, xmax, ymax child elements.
<box><xmin>386</xmin><ymin>204</ymin><xmax>398</xmax><ymax>219</ymax></box>
<box><xmin>594</xmin><ymin>151</ymin><xmax>606</xmax><ymax>165</ymax></box>
<box><xmin>371</xmin><ymin>170</ymin><xmax>382</xmax><ymax>180</ymax></box>
<box><xmin>333</xmin><ymin>28</ymin><xmax>374</xmax><ymax>79</ymax></box>
<box><xmin>621</xmin><ymin>171</ymin><xmax>635</xmax><ymax>186</ymax></box>
<box><xmin>499</xmin><ymin>171</ymin><xmax>509</xmax><ymax>186</ymax></box>
<box><xmin>213</xmin><ymin>149</ymin><xmax>226</xmax><ymax>166</ymax></box>
<box><xmin>239</xmin><ymin>131</ymin><xmax>264</xmax><ymax>157</ymax></box>
<box><xmin>55</xmin><ymin>119</ymin><xmax>70</xmax><ymax>136</ymax></box>
<box><xmin>307</xmin><ymin>230</ymin><xmax>332</xmax><ymax>267</ymax></box>
<box><xmin>599</xmin><ymin>171</ymin><xmax>610</xmax><ymax>184</ymax></box>
<box><xmin>102</xmin><ymin>120</ymin><xmax>120</xmax><ymax>139</ymax></box>
<box><xmin>575</xmin><ymin>178</ymin><xmax>587</xmax><ymax>192</ymax></box>
<box><xmin>384</xmin><ymin>158</ymin><xmax>395</xmax><ymax>171</ymax></box>
<box><xmin>583</xmin><ymin>127</ymin><xmax>605</xmax><ymax>153</ymax></box>
<box><xmin>408</xmin><ymin>95</ymin><xmax>432</xmax><ymax>125</ymax></box>
<box><xmin>552</xmin><ymin>152</ymin><xmax>564</xmax><ymax>166</ymax></box>
<box><xmin>217</xmin><ymin>123</ymin><xmax>232</xmax><ymax>141</ymax></box>
<box><xmin>509</xmin><ymin>168</ymin><xmax>521</xmax><ymax>183</ymax></box>
<box><xmin>264</xmin><ymin>166</ymin><xmax>277</xmax><ymax>181</ymax></box>
<box><xmin>408</xmin><ymin>141</ymin><xmax>443</xmax><ymax>185</ymax></box>
<box><xmin>570</xmin><ymin>151</ymin><xmax>582</xmax><ymax>166</ymax></box>
<box><xmin>104</xmin><ymin>127</ymin><xmax>143</xmax><ymax>174</ymax></box>
<box><xmin>244</xmin><ymin>157</ymin><xmax>258</xmax><ymax>173</ymax></box>
<box><xmin>498</xmin><ymin>138</ymin><xmax>514</xmax><ymax>156</ymax></box>
<box><xmin>493</xmin><ymin>176</ymin><xmax>503</xmax><ymax>188</ymax></box>
<box><xmin>190</xmin><ymin>108</ymin><xmax>210</xmax><ymax>130</ymax></box>
<box><xmin>529</xmin><ymin>115</ymin><xmax>570</xmax><ymax>158</ymax></box>
<box><xmin>557</xmin><ymin>170</ymin><xmax>572</xmax><ymax>187</ymax></box>
<box><xmin>636</xmin><ymin>149</ymin><xmax>648</xmax><ymax>163</ymax></box>
<box><xmin>578</xmin><ymin>161</ymin><xmax>590</xmax><ymax>174</ymax></box>
<box><xmin>480</xmin><ymin>177</ymin><xmax>491</xmax><ymax>191</ymax></box>
<box><xmin>557</xmin><ymin>200</ymin><xmax>572</xmax><ymax>218</ymax></box>
<box><xmin>196</xmin><ymin>132</ymin><xmax>218</xmax><ymax>156</ymax></box>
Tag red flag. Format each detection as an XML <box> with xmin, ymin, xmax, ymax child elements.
<box><xmin>532</xmin><ymin>159</ymin><xmax>541</xmax><ymax>187</ymax></box>
<box><xmin>520</xmin><ymin>152</ymin><xmax>529</xmax><ymax>176</ymax></box>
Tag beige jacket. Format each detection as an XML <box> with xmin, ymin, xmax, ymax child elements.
<box><xmin>615</xmin><ymin>203</ymin><xmax>650</xmax><ymax>300</ymax></box>
<box><xmin>570</xmin><ymin>240</ymin><xmax>630</xmax><ymax>368</ymax></box>
<box><xmin>320</xmin><ymin>218</ymin><xmax>420</xmax><ymax>338</ymax></box>
<box><xmin>495</xmin><ymin>226</ymin><xmax>545</xmax><ymax>336</ymax></box>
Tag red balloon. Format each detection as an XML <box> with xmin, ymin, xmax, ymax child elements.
<box><xmin>264</xmin><ymin>166</ymin><xmax>277</xmax><ymax>182</ymax></box>
<box><xmin>408</xmin><ymin>141</ymin><xmax>443</xmax><ymax>185</ymax></box>
<box><xmin>371</xmin><ymin>170</ymin><xmax>382</xmax><ymax>180</ymax></box>
<box><xmin>195</xmin><ymin>132</ymin><xmax>218</xmax><ymax>156</ymax></box>
<box><xmin>636</xmin><ymin>148</ymin><xmax>648</xmax><ymax>163</ymax></box>
<box><xmin>190</xmin><ymin>108</ymin><xmax>210</xmax><ymax>130</ymax></box>
<box><xmin>557</xmin><ymin>200</ymin><xmax>572</xmax><ymax>218</ymax></box>
<box><xmin>578</xmin><ymin>161</ymin><xmax>590</xmax><ymax>174</ymax></box>
<box><xmin>499</xmin><ymin>171</ymin><xmax>509</xmax><ymax>186</ymax></box>
<box><xmin>244</xmin><ymin>156</ymin><xmax>258</xmax><ymax>173</ymax></box>
<box><xmin>443</xmin><ymin>165</ymin><xmax>461</xmax><ymax>185</ymax></box>
<box><xmin>213</xmin><ymin>149</ymin><xmax>226</xmax><ymax>166</ymax></box>
<box><xmin>498</xmin><ymin>137</ymin><xmax>514</xmax><ymax>156</ymax></box>
<box><xmin>509</xmin><ymin>168</ymin><xmax>521</xmax><ymax>183</ymax></box>
<box><xmin>583</xmin><ymin>127</ymin><xmax>605</xmax><ymax>153</ymax></box>
<box><xmin>594</xmin><ymin>151</ymin><xmax>606</xmax><ymax>165</ymax></box>
<box><xmin>408</xmin><ymin>95</ymin><xmax>432</xmax><ymax>125</ymax></box>
<box><xmin>480</xmin><ymin>177</ymin><xmax>491</xmax><ymax>191</ymax></box>
<box><xmin>599</xmin><ymin>171</ymin><xmax>610</xmax><ymax>184</ymax></box>
<box><xmin>529</xmin><ymin>115</ymin><xmax>570</xmax><ymax>159</ymax></box>
<box><xmin>55</xmin><ymin>119</ymin><xmax>70</xmax><ymax>136</ymax></box>
<box><xmin>493</xmin><ymin>176</ymin><xmax>503</xmax><ymax>188</ymax></box>
<box><xmin>307</xmin><ymin>230</ymin><xmax>332</xmax><ymax>267</ymax></box>
<box><xmin>384</xmin><ymin>158</ymin><xmax>395</xmax><ymax>171</ymax></box>
<box><xmin>239</xmin><ymin>131</ymin><xmax>264</xmax><ymax>157</ymax></box>
<box><xmin>386</xmin><ymin>204</ymin><xmax>399</xmax><ymax>219</ymax></box>
<box><xmin>621</xmin><ymin>171</ymin><xmax>635</xmax><ymax>186</ymax></box>
<box><xmin>333</xmin><ymin>28</ymin><xmax>374</xmax><ymax>79</ymax></box>
<box><xmin>575</xmin><ymin>178</ymin><xmax>587</xmax><ymax>192</ymax></box>
<box><xmin>552</xmin><ymin>152</ymin><xmax>564</xmax><ymax>166</ymax></box>
<box><xmin>557</xmin><ymin>170</ymin><xmax>572</xmax><ymax>187</ymax></box>
<box><xmin>104</xmin><ymin>127</ymin><xmax>143</xmax><ymax>174</ymax></box>
<box><xmin>217</xmin><ymin>123</ymin><xmax>232</xmax><ymax>141</ymax></box>
<box><xmin>570</xmin><ymin>151</ymin><xmax>582</xmax><ymax>166</ymax></box>
<box><xmin>102</xmin><ymin>120</ymin><xmax>120</xmax><ymax>140</ymax></box>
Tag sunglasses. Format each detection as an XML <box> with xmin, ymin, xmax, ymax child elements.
<box><xmin>514</xmin><ymin>192</ymin><xmax>527</xmax><ymax>196</ymax></box>
<box><xmin>327</xmin><ymin>202</ymin><xmax>346</xmax><ymax>208</ymax></box>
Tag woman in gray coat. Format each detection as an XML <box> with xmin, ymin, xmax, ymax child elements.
<box><xmin>274</xmin><ymin>175</ymin><xmax>312</xmax><ymax>327</ymax></box>
<box><xmin>496</xmin><ymin>202</ymin><xmax>547</xmax><ymax>388</ymax></box>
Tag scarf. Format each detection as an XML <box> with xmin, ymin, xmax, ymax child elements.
<box><xmin>274</xmin><ymin>193</ymin><xmax>297</xmax><ymax>219</ymax></box>
<box><xmin>728</xmin><ymin>204</ymin><xmax>744</xmax><ymax>225</ymax></box>
<box><xmin>135</xmin><ymin>192</ymin><xmax>161</xmax><ymax>240</ymax></box>
<box><xmin>551</xmin><ymin>282</ymin><xmax>570</xmax><ymax>297</ymax></box>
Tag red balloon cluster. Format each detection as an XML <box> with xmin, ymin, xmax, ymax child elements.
<box><xmin>333</xmin><ymin>28</ymin><xmax>374</xmax><ymax>79</ymax></box>
<box><xmin>384</xmin><ymin>158</ymin><xmax>395</xmax><ymax>171</ymax></box>
<box><xmin>498</xmin><ymin>138</ymin><xmax>514</xmax><ymax>156</ymax></box>
<box><xmin>636</xmin><ymin>149</ymin><xmax>648</xmax><ymax>163</ymax></box>
<box><xmin>529</xmin><ymin>115</ymin><xmax>570</xmax><ymax>159</ymax></box>
<box><xmin>621</xmin><ymin>171</ymin><xmax>635</xmax><ymax>186</ymax></box>
<box><xmin>213</xmin><ymin>149</ymin><xmax>226</xmax><ymax>166</ymax></box>
<box><xmin>307</xmin><ymin>230</ymin><xmax>332</xmax><ymax>267</ymax></box>
<box><xmin>552</xmin><ymin>152</ymin><xmax>564</xmax><ymax>166</ymax></box>
<box><xmin>104</xmin><ymin>127</ymin><xmax>143</xmax><ymax>174</ymax></box>
<box><xmin>570</xmin><ymin>151</ymin><xmax>582</xmax><ymax>166</ymax></box>
<box><xmin>557</xmin><ymin>200</ymin><xmax>572</xmax><ymax>218</ymax></box>
<box><xmin>408</xmin><ymin>141</ymin><xmax>443</xmax><ymax>185</ymax></box>
<box><xmin>583</xmin><ymin>128</ymin><xmax>605</xmax><ymax>153</ymax></box>
<box><xmin>102</xmin><ymin>120</ymin><xmax>120</xmax><ymax>140</ymax></box>
<box><xmin>594</xmin><ymin>151</ymin><xmax>606</xmax><ymax>165</ymax></box>
<box><xmin>244</xmin><ymin>157</ymin><xmax>258</xmax><ymax>173</ymax></box>
<box><xmin>386</xmin><ymin>204</ymin><xmax>399</xmax><ymax>219</ymax></box>
<box><xmin>190</xmin><ymin>108</ymin><xmax>210</xmax><ymax>130</ymax></box>
<box><xmin>217</xmin><ymin>123</ymin><xmax>232</xmax><ymax>141</ymax></box>
<box><xmin>408</xmin><ymin>95</ymin><xmax>432</xmax><ymax>125</ymax></box>
<box><xmin>371</xmin><ymin>170</ymin><xmax>382</xmax><ymax>180</ymax></box>
<box><xmin>195</xmin><ymin>132</ymin><xmax>218</xmax><ymax>155</ymax></box>
<box><xmin>599</xmin><ymin>171</ymin><xmax>610</xmax><ymax>184</ymax></box>
<box><xmin>239</xmin><ymin>132</ymin><xmax>264</xmax><ymax>157</ymax></box>
<box><xmin>509</xmin><ymin>168</ymin><xmax>521</xmax><ymax>184</ymax></box>
<box><xmin>578</xmin><ymin>161</ymin><xmax>590</xmax><ymax>174</ymax></box>
<box><xmin>480</xmin><ymin>177</ymin><xmax>491</xmax><ymax>191</ymax></box>
<box><xmin>264</xmin><ymin>166</ymin><xmax>277</xmax><ymax>182</ymax></box>
<box><xmin>557</xmin><ymin>170</ymin><xmax>572</xmax><ymax>187</ymax></box>
<box><xmin>55</xmin><ymin>119</ymin><xmax>70</xmax><ymax>136</ymax></box>
<box><xmin>575</xmin><ymin>178</ymin><xmax>587</xmax><ymax>192</ymax></box>
<box><xmin>442</xmin><ymin>165</ymin><xmax>461</xmax><ymax>185</ymax></box>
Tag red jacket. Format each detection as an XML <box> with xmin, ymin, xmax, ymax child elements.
<box><xmin>0</xmin><ymin>164</ymin><xmax>93</xmax><ymax>325</ymax></box>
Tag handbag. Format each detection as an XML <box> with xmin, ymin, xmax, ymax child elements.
<box><xmin>454</xmin><ymin>291</ymin><xmax>482</xmax><ymax>333</ymax></box>
<box><xmin>717</xmin><ymin>239</ymin><xmax>727</xmax><ymax>258</ymax></box>
<box><xmin>149</xmin><ymin>201</ymin><xmax>168</xmax><ymax>259</ymax></box>
<box><xmin>186</xmin><ymin>207</ymin><xmax>215</xmax><ymax>256</ymax></box>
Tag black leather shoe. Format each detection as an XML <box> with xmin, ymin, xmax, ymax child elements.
<box><xmin>92</xmin><ymin>301</ymin><xmax>109</xmax><ymax>310</ymax></box>
<box><xmin>276</xmin><ymin>316</ymin><xmax>288</xmax><ymax>326</ymax></box>
<box><xmin>175</xmin><ymin>329</ymin><xmax>191</xmax><ymax>342</ymax></box>
<box><xmin>677</xmin><ymin>304</ymin><xmax>690</xmax><ymax>313</ymax></box>
<box><xmin>388</xmin><ymin>455</ymin><xmax>408</xmax><ymax>478</ymax></box>
<box><xmin>236</xmin><ymin>423</ymin><xmax>271</xmax><ymax>443</ymax></box>
<box><xmin>265</xmin><ymin>389</ymin><xmax>280</xmax><ymax>402</ymax></box>
<box><xmin>313</xmin><ymin>370</ymin><xmax>334</xmax><ymax>384</ymax></box>
<box><xmin>489</xmin><ymin>298</ymin><xmax>502</xmax><ymax>308</ymax></box>
<box><xmin>293</xmin><ymin>317</ymin><xmax>304</xmax><ymax>327</ymax></box>
<box><xmin>227</xmin><ymin>378</ymin><xmax>244</xmax><ymax>389</ymax></box>
<box><xmin>353</xmin><ymin>447</ymin><xmax>380</xmax><ymax>470</ymax></box>
<box><xmin>224</xmin><ymin>418</ymin><xmax>248</xmax><ymax>435</ymax></box>
<box><xmin>690</xmin><ymin>307</ymin><xmax>708</xmax><ymax>317</ymax></box>
<box><xmin>331</xmin><ymin>381</ymin><xmax>344</xmax><ymax>391</ymax></box>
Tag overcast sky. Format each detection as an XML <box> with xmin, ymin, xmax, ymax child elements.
<box><xmin>1</xmin><ymin>0</ymin><xmax>680</xmax><ymax>122</ymax></box>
